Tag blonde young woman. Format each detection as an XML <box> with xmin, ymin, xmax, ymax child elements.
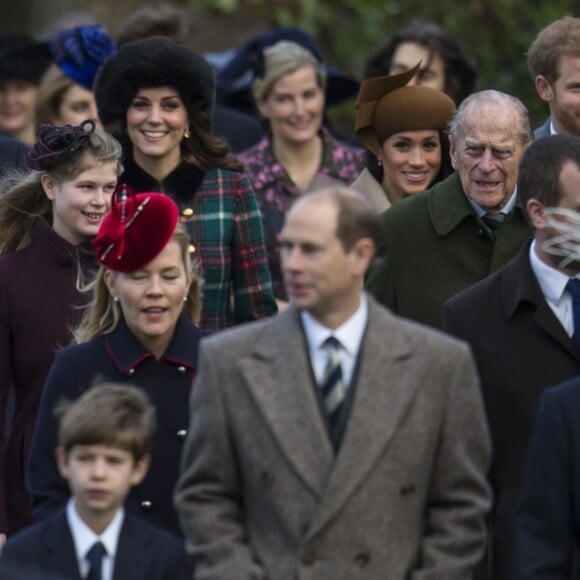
<box><xmin>0</xmin><ymin>121</ymin><xmax>122</xmax><ymax>539</ymax></box>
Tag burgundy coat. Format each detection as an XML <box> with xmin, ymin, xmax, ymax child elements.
<box><xmin>0</xmin><ymin>220</ymin><xmax>95</xmax><ymax>535</ymax></box>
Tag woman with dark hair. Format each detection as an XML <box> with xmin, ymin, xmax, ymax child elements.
<box><xmin>352</xmin><ymin>65</ymin><xmax>455</xmax><ymax>212</ymax></box>
<box><xmin>28</xmin><ymin>192</ymin><xmax>204</xmax><ymax>538</ymax></box>
<box><xmin>94</xmin><ymin>38</ymin><xmax>276</xmax><ymax>331</ymax></box>
<box><xmin>0</xmin><ymin>121</ymin><xmax>122</xmax><ymax>539</ymax></box>
<box><xmin>364</xmin><ymin>19</ymin><xmax>477</xmax><ymax>106</ymax></box>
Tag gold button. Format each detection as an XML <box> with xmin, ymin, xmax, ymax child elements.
<box><xmin>140</xmin><ymin>500</ymin><xmax>152</xmax><ymax>510</ymax></box>
<box><xmin>188</xmin><ymin>244</ymin><xmax>196</xmax><ymax>254</ymax></box>
<box><xmin>127</xmin><ymin>368</ymin><xmax>135</xmax><ymax>376</ymax></box>
<box><xmin>182</xmin><ymin>208</ymin><xmax>193</xmax><ymax>217</ymax></box>
<box><xmin>177</xmin><ymin>366</ymin><xmax>187</xmax><ymax>374</ymax></box>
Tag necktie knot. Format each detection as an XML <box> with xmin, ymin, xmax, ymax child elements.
<box><xmin>86</xmin><ymin>541</ymin><xmax>106</xmax><ymax>580</ymax></box>
<box><xmin>482</xmin><ymin>212</ymin><xmax>506</xmax><ymax>236</ymax></box>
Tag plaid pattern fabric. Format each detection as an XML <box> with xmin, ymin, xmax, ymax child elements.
<box><xmin>238</xmin><ymin>128</ymin><xmax>365</xmax><ymax>299</ymax></box>
<box><xmin>120</xmin><ymin>158</ymin><xmax>277</xmax><ymax>331</ymax></box>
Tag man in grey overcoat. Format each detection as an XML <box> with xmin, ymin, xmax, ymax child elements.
<box><xmin>175</xmin><ymin>186</ymin><xmax>491</xmax><ymax>579</ymax></box>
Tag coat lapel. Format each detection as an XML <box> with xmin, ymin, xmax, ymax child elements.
<box><xmin>502</xmin><ymin>242</ymin><xmax>579</xmax><ymax>360</ymax></box>
<box><xmin>113</xmin><ymin>516</ymin><xmax>150</xmax><ymax>580</ymax></box>
<box><xmin>309</xmin><ymin>301</ymin><xmax>420</xmax><ymax>533</ymax></box>
<box><xmin>239</xmin><ymin>308</ymin><xmax>334</xmax><ymax>497</ymax></box>
<box><xmin>42</xmin><ymin>511</ymin><xmax>83</xmax><ymax>579</ymax></box>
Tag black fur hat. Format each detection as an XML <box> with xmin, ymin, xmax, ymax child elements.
<box><xmin>94</xmin><ymin>37</ymin><xmax>215</xmax><ymax>129</ymax></box>
<box><xmin>0</xmin><ymin>35</ymin><xmax>52</xmax><ymax>84</ymax></box>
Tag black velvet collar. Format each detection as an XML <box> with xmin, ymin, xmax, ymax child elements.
<box><xmin>120</xmin><ymin>153</ymin><xmax>206</xmax><ymax>203</ymax></box>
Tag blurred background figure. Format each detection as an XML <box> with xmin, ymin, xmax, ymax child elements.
<box><xmin>94</xmin><ymin>37</ymin><xmax>276</xmax><ymax>330</ymax></box>
<box><xmin>36</xmin><ymin>24</ymin><xmax>116</xmax><ymax>127</ymax></box>
<box><xmin>28</xmin><ymin>192</ymin><xmax>204</xmax><ymax>539</ymax></box>
<box><xmin>364</xmin><ymin>19</ymin><xmax>478</xmax><ymax>106</ymax></box>
<box><xmin>116</xmin><ymin>2</ymin><xmax>264</xmax><ymax>152</ymax></box>
<box><xmin>237</xmin><ymin>39</ymin><xmax>364</xmax><ymax>304</ymax></box>
<box><xmin>0</xmin><ymin>35</ymin><xmax>51</xmax><ymax>145</ymax></box>
<box><xmin>0</xmin><ymin>121</ymin><xmax>122</xmax><ymax>542</ymax></box>
<box><xmin>353</xmin><ymin>63</ymin><xmax>455</xmax><ymax>212</ymax></box>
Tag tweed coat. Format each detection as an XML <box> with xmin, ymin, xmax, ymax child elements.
<box><xmin>0</xmin><ymin>507</ymin><xmax>192</xmax><ymax>579</ymax></box>
<box><xmin>120</xmin><ymin>155</ymin><xmax>277</xmax><ymax>331</ymax></box>
<box><xmin>350</xmin><ymin>167</ymin><xmax>392</xmax><ymax>214</ymax></box>
<box><xmin>365</xmin><ymin>172</ymin><xmax>533</xmax><ymax>329</ymax></box>
<box><xmin>443</xmin><ymin>240</ymin><xmax>580</xmax><ymax>580</ymax></box>
<box><xmin>0</xmin><ymin>221</ymin><xmax>96</xmax><ymax>535</ymax></box>
<box><xmin>175</xmin><ymin>297</ymin><xmax>492</xmax><ymax>580</ymax></box>
<box><xmin>27</xmin><ymin>315</ymin><xmax>202</xmax><ymax>538</ymax></box>
<box><xmin>514</xmin><ymin>376</ymin><xmax>580</xmax><ymax>578</ymax></box>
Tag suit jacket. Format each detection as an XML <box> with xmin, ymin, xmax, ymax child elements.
<box><xmin>0</xmin><ymin>508</ymin><xmax>192</xmax><ymax>579</ymax></box>
<box><xmin>365</xmin><ymin>172</ymin><xmax>533</xmax><ymax>329</ymax></box>
<box><xmin>175</xmin><ymin>297</ymin><xmax>492</xmax><ymax>580</ymax></box>
<box><xmin>513</xmin><ymin>376</ymin><xmax>580</xmax><ymax>579</ymax></box>
<box><xmin>442</xmin><ymin>241</ymin><xmax>580</xmax><ymax>580</ymax></box>
<box><xmin>533</xmin><ymin>118</ymin><xmax>551</xmax><ymax>140</ymax></box>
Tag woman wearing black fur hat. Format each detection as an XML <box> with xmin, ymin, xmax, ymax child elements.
<box><xmin>94</xmin><ymin>38</ymin><xmax>276</xmax><ymax>331</ymax></box>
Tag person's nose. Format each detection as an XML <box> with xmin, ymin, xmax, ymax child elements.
<box><xmin>90</xmin><ymin>188</ymin><xmax>107</xmax><ymax>207</ymax></box>
<box><xmin>146</xmin><ymin>275</ymin><xmax>163</xmax><ymax>295</ymax></box>
<box><xmin>478</xmin><ymin>149</ymin><xmax>495</xmax><ymax>173</ymax></box>
<box><xmin>147</xmin><ymin>104</ymin><xmax>162</xmax><ymax>123</ymax></box>
<box><xmin>90</xmin><ymin>458</ymin><xmax>106</xmax><ymax>479</ymax></box>
<box><xmin>282</xmin><ymin>247</ymin><xmax>302</xmax><ymax>272</ymax></box>
<box><xmin>293</xmin><ymin>98</ymin><xmax>306</xmax><ymax>116</ymax></box>
<box><xmin>408</xmin><ymin>147</ymin><xmax>426</xmax><ymax>167</ymax></box>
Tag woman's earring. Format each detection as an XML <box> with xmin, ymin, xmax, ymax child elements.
<box><xmin>183</xmin><ymin>129</ymin><xmax>191</xmax><ymax>140</ymax></box>
<box><xmin>377</xmin><ymin>159</ymin><xmax>383</xmax><ymax>167</ymax></box>
<box><xmin>183</xmin><ymin>295</ymin><xmax>188</xmax><ymax>302</ymax></box>
<box><xmin>113</xmin><ymin>296</ymin><xmax>119</xmax><ymax>303</ymax></box>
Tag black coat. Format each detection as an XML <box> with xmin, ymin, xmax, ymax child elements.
<box><xmin>27</xmin><ymin>314</ymin><xmax>203</xmax><ymax>538</ymax></box>
<box><xmin>442</xmin><ymin>240</ymin><xmax>580</xmax><ymax>580</ymax></box>
<box><xmin>0</xmin><ymin>135</ymin><xmax>26</xmax><ymax>175</ymax></box>
<box><xmin>0</xmin><ymin>507</ymin><xmax>192</xmax><ymax>579</ymax></box>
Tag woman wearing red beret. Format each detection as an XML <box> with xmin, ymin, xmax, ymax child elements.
<box><xmin>0</xmin><ymin>120</ymin><xmax>121</xmax><ymax>541</ymax></box>
<box><xmin>27</xmin><ymin>191</ymin><xmax>204</xmax><ymax>539</ymax></box>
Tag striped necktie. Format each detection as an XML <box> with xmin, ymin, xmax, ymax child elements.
<box><xmin>319</xmin><ymin>336</ymin><xmax>346</xmax><ymax>426</ymax></box>
<box><xmin>86</xmin><ymin>541</ymin><xmax>106</xmax><ymax>580</ymax></box>
<box><xmin>482</xmin><ymin>212</ymin><xmax>506</xmax><ymax>237</ymax></box>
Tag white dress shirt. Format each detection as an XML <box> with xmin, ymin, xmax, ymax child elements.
<box><xmin>301</xmin><ymin>293</ymin><xmax>368</xmax><ymax>389</ymax></box>
<box><xmin>66</xmin><ymin>498</ymin><xmax>124</xmax><ymax>580</ymax></box>
<box><xmin>529</xmin><ymin>239</ymin><xmax>578</xmax><ymax>337</ymax></box>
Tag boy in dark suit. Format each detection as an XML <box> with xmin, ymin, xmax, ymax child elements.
<box><xmin>0</xmin><ymin>383</ymin><xmax>192</xmax><ymax>580</ymax></box>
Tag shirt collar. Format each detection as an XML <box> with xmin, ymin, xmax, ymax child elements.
<box><xmin>529</xmin><ymin>238</ymin><xmax>576</xmax><ymax>304</ymax></box>
<box><xmin>105</xmin><ymin>313</ymin><xmax>202</xmax><ymax>373</ymax></box>
<box><xmin>300</xmin><ymin>293</ymin><xmax>368</xmax><ymax>356</ymax></box>
<box><xmin>467</xmin><ymin>188</ymin><xmax>518</xmax><ymax>217</ymax></box>
<box><xmin>66</xmin><ymin>497</ymin><xmax>124</xmax><ymax>562</ymax></box>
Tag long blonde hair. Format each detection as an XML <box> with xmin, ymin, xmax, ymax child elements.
<box><xmin>73</xmin><ymin>225</ymin><xmax>203</xmax><ymax>343</ymax></box>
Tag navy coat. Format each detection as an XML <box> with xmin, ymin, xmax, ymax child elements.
<box><xmin>514</xmin><ymin>377</ymin><xmax>580</xmax><ymax>579</ymax></box>
<box><xmin>0</xmin><ymin>507</ymin><xmax>192</xmax><ymax>579</ymax></box>
<box><xmin>27</xmin><ymin>314</ymin><xmax>203</xmax><ymax>538</ymax></box>
<box><xmin>443</xmin><ymin>241</ymin><xmax>580</xmax><ymax>580</ymax></box>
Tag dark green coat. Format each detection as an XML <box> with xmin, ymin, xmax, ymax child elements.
<box><xmin>365</xmin><ymin>172</ymin><xmax>533</xmax><ymax>329</ymax></box>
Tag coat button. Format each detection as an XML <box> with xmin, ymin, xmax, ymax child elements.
<box><xmin>127</xmin><ymin>368</ymin><xmax>135</xmax><ymax>376</ymax></box>
<box><xmin>301</xmin><ymin>549</ymin><xmax>316</xmax><ymax>566</ymax></box>
<box><xmin>176</xmin><ymin>429</ymin><xmax>187</xmax><ymax>440</ymax></box>
<box><xmin>400</xmin><ymin>484</ymin><xmax>416</xmax><ymax>496</ymax></box>
<box><xmin>260</xmin><ymin>471</ymin><xmax>274</xmax><ymax>488</ymax></box>
<box><xmin>140</xmin><ymin>500</ymin><xmax>152</xmax><ymax>510</ymax></box>
<box><xmin>188</xmin><ymin>244</ymin><xmax>196</xmax><ymax>254</ymax></box>
<box><xmin>182</xmin><ymin>208</ymin><xmax>194</xmax><ymax>217</ymax></box>
<box><xmin>177</xmin><ymin>366</ymin><xmax>187</xmax><ymax>374</ymax></box>
<box><xmin>354</xmin><ymin>553</ymin><xmax>370</xmax><ymax>567</ymax></box>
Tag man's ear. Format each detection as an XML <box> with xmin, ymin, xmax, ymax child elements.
<box><xmin>130</xmin><ymin>454</ymin><xmax>150</xmax><ymax>486</ymax></box>
<box><xmin>351</xmin><ymin>237</ymin><xmax>376</xmax><ymax>276</ymax></box>
<box><xmin>535</xmin><ymin>75</ymin><xmax>554</xmax><ymax>103</ymax></box>
<box><xmin>449</xmin><ymin>135</ymin><xmax>459</xmax><ymax>171</ymax></box>
<box><xmin>526</xmin><ymin>198</ymin><xmax>547</xmax><ymax>229</ymax></box>
<box><xmin>55</xmin><ymin>446</ymin><xmax>69</xmax><ymax>480</ymax></box>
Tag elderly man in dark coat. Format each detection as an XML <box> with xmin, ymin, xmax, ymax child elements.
<box><xmin>366</xmin><ymin>90</ymin><xmax>533</xmax><ymax>329</ymax></box>
<box><xmin>444</xmin><ymin>134</ymin><xmax>580</xmax><ymax>580</ymax></box>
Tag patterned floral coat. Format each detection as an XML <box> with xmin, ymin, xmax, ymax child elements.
<box><xmin>121</xmin><ymin>155</ymin><xmax>277</xmax><ymax>331</ymax></box>
<box><xmin>238</xmin><ymin>129</ymin><xmax>365</xmax><ymax>299</ymax></box>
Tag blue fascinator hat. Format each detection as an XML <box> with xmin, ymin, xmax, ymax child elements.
<box><xmin>51</xmin><ymin>25</ymin><xmax>116</xmax><ymax>90</ymax></box>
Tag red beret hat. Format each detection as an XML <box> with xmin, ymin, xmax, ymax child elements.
<box><xmin>94</xmin><ymin>188</ymin><xmax>179</xmax><ymax>272</ymax></box>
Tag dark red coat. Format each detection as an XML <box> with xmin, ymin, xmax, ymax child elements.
<box><xmin>0</xmin><ymin>220</ymin><xmax>96</xmax><ymax>534</ymax></box>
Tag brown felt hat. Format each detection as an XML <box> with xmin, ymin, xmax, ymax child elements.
<box><xmin>355</xmin><ymin>63</ymin><xmax>455</xmax><ymax>158</ymax></box>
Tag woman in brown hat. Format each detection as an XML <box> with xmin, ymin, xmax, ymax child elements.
<box><xmin>352</xmin><ymin>64</ymin><xmax>455</xmax><ymax>213</ymax></box>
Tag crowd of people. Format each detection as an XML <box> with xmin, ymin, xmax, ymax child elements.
<box><xmin>0</xmin><ymin>4</ymin><xmax>578</xmax><ymax>579</ymax></box>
